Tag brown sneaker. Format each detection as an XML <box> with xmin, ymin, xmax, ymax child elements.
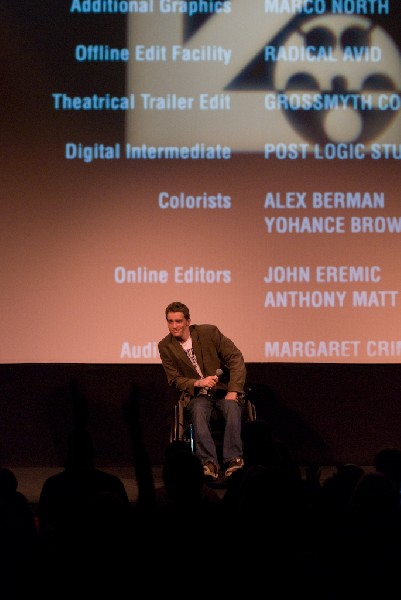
<box><xmin>225</xmin><ymin>457</ymin><xmax>244</xmax><ymax>478</ymax></box>
<box><xmin>203</xmin><ymin>461</ymin><xmax>218</xmax><ymax>480</ymax></box>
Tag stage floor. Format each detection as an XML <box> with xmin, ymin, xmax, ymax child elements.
<box><xmin>7</xmin><ymin>465</ymin><xmax>365</xmax><ymax>506</ymax></box>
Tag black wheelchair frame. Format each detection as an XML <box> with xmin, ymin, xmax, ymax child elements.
<box><xmin>170</xmin><ymin>388</ymin><xmax>257</xmax><ymax>460</ymax></box>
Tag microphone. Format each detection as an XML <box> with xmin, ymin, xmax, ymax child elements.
<box><xmin>205</xmin><ymin>369</ymin><xmax>223</xmax><ymax>395</ymax></box>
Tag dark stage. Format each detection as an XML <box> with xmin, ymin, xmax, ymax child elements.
<box><xmin>1</xmin><ymin>363</ymin><xmax>400</xmax><ymax>471</ymax></box>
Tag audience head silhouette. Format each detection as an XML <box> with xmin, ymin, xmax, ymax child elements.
<box><xmin>0</xmin><ymin>467</ymin><xmax>18</xmax><ymax>497</ymax></box>
<box><xmin>374</xmin><ymin>446</ymin><xmax>401</xmax><ymax>486</ymax></box>
<box><xmin>162</xmin><ymin>449</ymin><xmax>204</xmax><ymax>505</ymax></box>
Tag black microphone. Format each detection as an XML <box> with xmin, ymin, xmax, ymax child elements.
<box><xmin>206</xmin><ymin>369</ymin><xmax>223</xmax><ymax>395</ymax></box>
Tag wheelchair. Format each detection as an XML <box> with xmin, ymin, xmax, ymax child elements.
<box><xmin>170</xmin><ymin>386</ymin><xmax>256</xmax><ymax>462</ymax></box>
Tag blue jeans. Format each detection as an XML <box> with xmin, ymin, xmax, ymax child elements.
<box><xmin>188</xmin><ymin>393</ymin><xmax>243</xmax><ymax>467</ymax></box>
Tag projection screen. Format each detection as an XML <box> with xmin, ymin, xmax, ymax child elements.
<box><xmin>1</xmin><ymin>0</ymin><xmax>400</xmax><ymax>364</ymax></box>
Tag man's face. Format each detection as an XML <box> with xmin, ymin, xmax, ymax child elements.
<box><xmin>166</xmin><ymin>311</ymin><xmax>190</xmax><ymax>341</ymax></box>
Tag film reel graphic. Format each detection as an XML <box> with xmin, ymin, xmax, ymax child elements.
<box><xmin>271</xmin><ymin>15</ymin><xmax>401</xmax><ymax>146</ymax></box>
<box><xmin>128</xmin><ymin>7</ymin><xmax>401</xmax><ymax>151</ymax></box>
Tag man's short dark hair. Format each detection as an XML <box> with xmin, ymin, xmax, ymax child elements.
<box><xmin>165</xmin><ymin>301</ymin><xmax>190</xmax><ymax>320</ymax></box>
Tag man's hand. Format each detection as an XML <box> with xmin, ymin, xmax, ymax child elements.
<box><xmin>225</xmin><ymin>391</ymin><xmax>238</xmax><ymax>401</ymax></box>
<box><xmin>200</xmin><ymin>375</ymin><xmax>218</xmax><ymax>388</ymax></box>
